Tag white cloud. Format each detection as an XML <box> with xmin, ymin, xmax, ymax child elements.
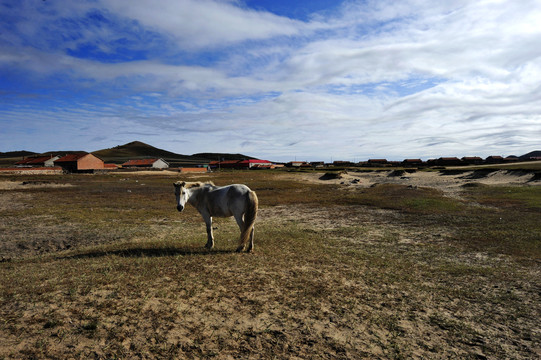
<box><xmin>102</xmin><ymin>0</ymin><xmax>307</xmax><ymax>50</ymax></box>
<box><xmin>2</xmin><ymin>0</ymin><xmax>541</xmax><ymax>160</ymax></box>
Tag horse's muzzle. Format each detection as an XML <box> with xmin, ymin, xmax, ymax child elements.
<box><xmin>177</xmin><ymin>205</ymin><xmax>184</xmax><ymax>212</ymax></box>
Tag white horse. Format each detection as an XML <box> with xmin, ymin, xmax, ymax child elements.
<box><xmin>174</xmin><ymin>181</ymin><xmax>258</xmax><ymax>252</ymax></box>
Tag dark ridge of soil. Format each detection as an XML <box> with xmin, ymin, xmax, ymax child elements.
<box><xmin>439</xmin><ymin>169</ymin><xmax>469</xmax><ymax>176</ymax></box>
<box><xmin>460</xmin><ymin>169</ymin><xmax>499</xmax><ymax>179</ymax></box>
<box><xmin>319</xmin><ymin>171</ymin><xmax>346</xmax><ymax>180</ymax></box>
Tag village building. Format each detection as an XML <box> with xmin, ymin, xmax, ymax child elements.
<box><xmin>210</xmin><ymin>159</ymin><xmax>273</xmax><ymax>170</ymax></box>
<box><xmin>54</xmin><ymin>153</ymin><xmax>104</xmax><ymax>173</ymax></box>
<box><xmin>462</xmin><ymin>156</ymin><xmax>483</xmax><ymax>165</ymax></box>
<box><xmin>368</xmin><ymin>159</ymin><xmax>388</xmax><ymax>165</ymax></box>
<box><xmin>504</xmin><ymin>156</ymin><xmax>520</xmax><ymax>163</ymax></box>
<box><xmin>122</xmin><ymin>158</ymin><xmax>169</xmax><ymax>169</ymax></box>
<box><xmin>434</xmin><ymin>157</ymin><xmax>463</xmax><ymax>166</ymax></box>
<box><xmin>333</xmin><ymin>160</ymin><xmax>353</xmax><ymax>166</ymax></box>
<box><xmin>285</xmin><ymin>161</ymin><xmax>310</xmax><ymax>167</ymax></box>
<box><xmin>209</xmin><ymin>160</ymin><xmax>239</xmax><ymax>169</ymax></box>
<box><xmin>486</xmin><ymin>156</ymin><xmax>504</xmax><ymax>164</ymax></box>
<box><xmin>402</xmin><ymin>159</ymin><xmax>423</xmax><ymax>167</ymax></box>
<box><xmin>15</xmin><ymin>155</ymin><xmax>60</xmax><ymax>167</ymax></box>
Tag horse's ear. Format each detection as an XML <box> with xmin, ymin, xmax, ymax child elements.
<box><xmin>174</xmin><ymin>181</ymin><xmax>185</xmax><ymax>187</ymax></box>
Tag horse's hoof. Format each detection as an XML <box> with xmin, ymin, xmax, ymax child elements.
<box><xmin>236</xmin><ymin>246</ymin><xmax>244</xmax><ymax>253</ymax></box>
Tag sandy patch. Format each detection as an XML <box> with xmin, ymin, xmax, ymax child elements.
<box><xmin>288</xmin><ymin>169</ymin><xmax>539</xmax><ymax>198</ymax></box>
<box><xmin>0</xmin><ymin>180</ymin><xmax>74</xmax><ymax>190</ymax></box>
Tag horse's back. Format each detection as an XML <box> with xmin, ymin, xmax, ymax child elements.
<box><xmin>205</xmin><ymin>184</ymin><xmax>252</xmax><ymax>217</ymax></box>
<box><xmin>226</xmin><ymin>183</ymin><xmax>252</xmax><ymax>195</ymax></box>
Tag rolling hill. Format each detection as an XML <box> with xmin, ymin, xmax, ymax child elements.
<box><xmin>92</xmin><ymin>141</ymin><xmax>253</xmax><ymax>166</ymax></box>
<box><xmin>520</xmin><ymin>150</ymin><xmax>541</xmax><ymax>160</ymax></box>
<box><xmin>0</xmin><ymin>150</ymin><xmax>37</xmax><ymax>159</ymax></box>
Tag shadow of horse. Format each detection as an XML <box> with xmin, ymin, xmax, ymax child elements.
<box><xmin>57</xmin><ymin>246</ymin><xmax>236</xmax><ymax>260</ymax></box>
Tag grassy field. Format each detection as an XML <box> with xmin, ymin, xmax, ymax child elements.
<box><xmin>1</xmin><ymin>171</ymin><xmax>540</xmax><ymax>359</ymax></box>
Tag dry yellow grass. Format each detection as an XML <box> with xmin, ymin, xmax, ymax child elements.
<box><xmin>0</xmin><ymin>171</ymin><xmax>540</xmax><ymax>359</ymax></box>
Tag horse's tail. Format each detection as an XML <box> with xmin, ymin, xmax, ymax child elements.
<box><xmin>240</xmin><ymin>190</ymin><xmax>258</xmax><ymax>251</ymax></box>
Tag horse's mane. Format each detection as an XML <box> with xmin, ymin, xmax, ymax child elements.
<box><xmin>175</xmin><ymin>181</ymin><xmax>215</xmax><ymax>189</ymax></box>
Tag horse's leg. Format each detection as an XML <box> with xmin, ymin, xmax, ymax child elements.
<box><xmin>234</xmin><ymin>213</ymin><xmax>245</xmax><ymax>252</ymax></box>
<box><xmin>202</xmin><ymin>213</ymin><xmax>214</xmax><ymax>249</ymax></box>
<box><xmin>246</xmin><ymin>227</ymin><xmax>255</xmax><ymax>253</ymax></box>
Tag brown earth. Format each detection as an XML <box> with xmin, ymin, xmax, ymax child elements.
<box><xmin>0</xmin><ymin>171</ymin><xmax>540</xmax><ymax>359</ymax></box>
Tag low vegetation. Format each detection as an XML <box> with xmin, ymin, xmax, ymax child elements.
<box><xmin>1</xmin><ymin>171</ymin><xmax>539</xmax><ymax>359</ymax></box>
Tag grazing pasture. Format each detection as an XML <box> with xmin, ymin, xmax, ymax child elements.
<box><xmin>0</xmin><ymin>171</ymin><xmax>540</xmax><ymax>359</ymax></box>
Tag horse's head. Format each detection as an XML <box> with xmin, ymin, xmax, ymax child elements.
<box><xmin>174</xmin><ymin>181</ymin><xmax>187</xmax><ymax>212</ymax></box>
<box><xmin>174</xmin><ymin>181</ymin><xmax>204</xmax><ymax>212</ymax></box>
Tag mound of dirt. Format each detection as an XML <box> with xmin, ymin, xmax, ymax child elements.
<box><xmin>388</xmin><ymin>170</ymin><xmax>405</xmax><ymax>177</ymax></box>
<box><xmin>530</xmin><ymin>172</ymin><xmax>541</xmax><ymax>182</ymax></box>
<box><xmin>319</xmin><ymin>171</ymin><xmax>346</xmax><ymax>180</ymax></box>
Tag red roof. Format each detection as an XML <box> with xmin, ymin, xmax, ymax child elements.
<box><xmin>55</xmin><ymin>153</ymin><xmax>89</xmax><ymax>162</ymax></box>
<box><xmin>15</xmin><ymin>156</ymin><xmax>52</xmax><ymax>165</ymax></box>
<box><xmin>219</xmin><ymin>160</ymin><xmax>242</xmax><ymax>165</ymax></box>
<box><xmin>122</xmin><ymin>159</ymin><xmax>160</xmax><ymax>166</ymax></box>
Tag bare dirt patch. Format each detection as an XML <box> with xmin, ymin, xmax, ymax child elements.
<box><xmin>0</xmin><ymin>180</ymin><xmax>73</xmax><ymax>190</ymax></box>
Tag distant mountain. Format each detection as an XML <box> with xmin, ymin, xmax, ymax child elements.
<box><xmin>92</xmin><ymin>141</ymin><xmax>254</xmax><ymax>165</ymax></box>
<box><xmin>0</xmin><ymin>150</ymin><xmax>37</xmax><ymax>159</ymax></box>
<box><xmin>520</xmin><ymin>150</ymin><xmax>541</xmax><ymax>160</ymax></box>
<box><xmin>93</xmin><ymin>141</ymin><xmax>186</xmax><ymax>160</ymax></box>
<box><xmin>92</xmin><ymin>141</ymin><xmax>196</xmax><ymax>165</ymax></box>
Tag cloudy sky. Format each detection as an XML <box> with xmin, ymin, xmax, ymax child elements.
<box><xmin>1</xmin><ymin>0</ymin><xmax>540</xmax><ymax>161</ymax></box>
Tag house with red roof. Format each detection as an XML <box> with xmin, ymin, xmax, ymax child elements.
<box><xmin>462</xmin><ymin>156</ymin><xmax>483</xmax><ymax>165</ymax></box>
<box><xmin>122</xmin><ymin>158</ymin><xmax>169</xmax><ymax>169</ymax></box>
<box><xmin>54</xmin><ymin>153</ymin><xmax>104</xmax><ymax>172</ymax></box>
<box><xmin>402</xmin><ymin>159</ymin><xmax>424</xmax><ymax>167</ymax></box>
<box><xmin>15</xmin><ymin>155</ymin><xmax>60</xmax><ymax>167</ymax></box>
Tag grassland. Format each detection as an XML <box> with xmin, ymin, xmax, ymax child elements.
<box><xmin>0</xmin><ymin>171</ymin><xmax>540</xmax><ymax>359</ymax></box>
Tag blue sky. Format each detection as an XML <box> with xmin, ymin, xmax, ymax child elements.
<box><xmin>1</xmin><ymin>0</ymin><xmax>540</xmax><ymax>161</ymax></box>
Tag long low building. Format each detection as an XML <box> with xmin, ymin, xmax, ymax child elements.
<box><xmin>209</xmin><ymin>159</ymin><xmax>273</xmax><ymax>169</ymax></box>
<box><xmin>122</xmin><ymin>158</ymin><xmax>169</xmax><ymax>169</ymax></box>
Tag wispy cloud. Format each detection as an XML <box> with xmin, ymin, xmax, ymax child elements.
<box><xmin>1</xmin><ymin>0</ymin><xmax>540</xmax><ymax>160</ymax></box>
